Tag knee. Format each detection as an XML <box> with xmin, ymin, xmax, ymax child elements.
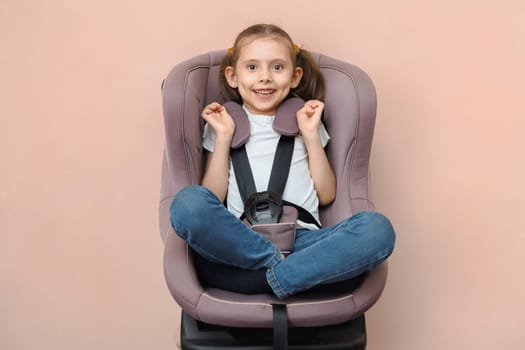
<box><xmin>169</xmin><ymin>185</ymin><xmax>214</xmax><ymax>235</ymax></box>
<box><xmin>354</xmin><ymin>211</ymin><xmax>396</xmax><ymax>255</ymax></box>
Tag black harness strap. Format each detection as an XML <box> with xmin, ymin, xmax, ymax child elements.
<box><xmin>231</xmin><ymin>135</ymin><xmax>295</xmax><ymax>204</ymax></box>
<box><xmin>282</xmin><ymin>200</ymin><xmax>322</xmax><ymax>228</ymax></box>
<box><xmin>232</xmin><ymin>136</ymin><xmax>322</xmax><ymax>228</ymax></box>
<box><xmin>230</xmin><ymin>145</ymin><xmax>257</xmax><ymax>204</ymax></box>
<box><xmin>231</xmin><ymin>136</ymin><xmax>321</xmax><ymax>228</ymax></box>
<box><xmin>272</xmin><ymin>304</ymin><xmax>288</xmax><ymax>350</ymax></box>
<box><xmin>267</xmin><ymin>135</ymin><xmax>295</xmax><ymax>196</ymax></box>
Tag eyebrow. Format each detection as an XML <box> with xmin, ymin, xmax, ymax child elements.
<box><xmin>239</xmin><ymin>57</ymin><xmax>289</xmax><ymax>64</ymax></box>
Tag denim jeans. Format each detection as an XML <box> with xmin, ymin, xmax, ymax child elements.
<box><xmin>170</xmin><ymin>185</ymin><xmax>396</xmax><ymax>299</ymax></box>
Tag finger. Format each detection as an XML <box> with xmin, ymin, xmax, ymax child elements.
<box><xmin>307</xmin><ymin>100</ymin><xmax>324</xmax><ymax>113</ymax></box>
<box><xmin>308</xmin><ymin>101</ymin><xmax>318</xmax><ymax>110</ymax></box>
<box><xmin>209</xmin><ymin>102</ymin><xmax>224</xmax><ymax>112</ymax></box>
<box><xmin>306</xmin><ymin>104</ymin><xmax>316</xmax><ymax>117</ymax></box>
<box><xmin>315</xmin><ymin>103</ymin><xmax>324</xmax><ymax>115</ymax></box>
<box><xmin>212</xmin><ymin>102</ymin><xmax>224</xmax><ymax>110</ymax></box>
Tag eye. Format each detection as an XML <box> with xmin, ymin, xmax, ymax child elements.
<box><xmin>247</xmin><ymin>64</ymin><xmax>257</xmax><ymax>71</ymax></box>
<box><xmin>272</xmin><ymin>64</ymin><xmax>283</xmax><ymax>71</ymax></box>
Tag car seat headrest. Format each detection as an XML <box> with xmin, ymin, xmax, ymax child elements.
<box><xmin>224</xmin><ymin>97</ymin><xmax>305</xmax><ymax>149</ymax></box>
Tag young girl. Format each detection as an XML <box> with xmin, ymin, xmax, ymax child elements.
<box><xmin>170</xmin><ymin>24</ymin><xmax>395</xmax><ymax>299</ymax></box>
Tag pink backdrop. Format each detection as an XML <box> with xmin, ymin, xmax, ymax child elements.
<box><xmin>2</xmin><ymin>1</ymin><xmax>524</xmax><ymax>349</ymax></box>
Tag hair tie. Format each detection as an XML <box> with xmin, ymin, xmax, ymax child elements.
<box><xmin>227</xmin><ymin>47</ymin><xmax>233</xmax><ymax>55</ymax></box>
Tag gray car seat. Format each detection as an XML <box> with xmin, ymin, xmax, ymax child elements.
<box><xmin>159</xmin><ymin>50</ymin><xmax>388</xmax><ymax>349</ymax></box>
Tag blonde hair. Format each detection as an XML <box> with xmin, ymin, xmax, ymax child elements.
<box><xmin>219</xmin><ymin>24</ymin><xmax>325</xmax><ymax>103</ymax></box>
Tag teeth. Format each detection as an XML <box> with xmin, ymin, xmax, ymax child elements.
<box><xmin>255</xmin><ymin>89</ymin><xmax>274</xmax><ymax>96</ymax></box>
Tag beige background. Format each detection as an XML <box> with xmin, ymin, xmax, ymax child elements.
<box><xmin>2</xmin><ymin>0</ymin><xmax>524</xmax><ymax>349</ymax></box>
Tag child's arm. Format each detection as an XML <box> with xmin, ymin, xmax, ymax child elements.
<box><xmin>297</xmin><ymin>100</ymin><xmax>336</xmax><ymax>205</ymax></box>
<box><xmin>200</xmin><ymin>102</ymin><xmax>235</xmax><ymax>202</ymax></box>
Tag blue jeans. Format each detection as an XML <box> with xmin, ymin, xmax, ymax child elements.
<box><xmin>170</xmin><ymin>186</ymin><xmax>396</xmax><ymax>299</ymax></box>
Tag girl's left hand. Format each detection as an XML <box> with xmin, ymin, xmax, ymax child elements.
<box><xmin>297</xmin><ymin>100</ymin><xmax>324</xmax><ymax>137</ymax></box>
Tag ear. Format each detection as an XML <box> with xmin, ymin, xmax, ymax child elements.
<box><xmin>291</xmin><ymin>67</ymin><xmax>303</xmax><ymax>88</ymax></box>
<box><xmin>224</xmin><ymin>66</ymin><xmax>238</xmax><ymax>88</ymax></box>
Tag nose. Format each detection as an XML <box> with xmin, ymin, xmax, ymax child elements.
<box><xmin>258</xmin><ymin>67</ymin><xmax>272</xmax><ymax>82</ymax></box>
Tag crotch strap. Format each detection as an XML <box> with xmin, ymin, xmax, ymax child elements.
<box><xmin>273</xmin><ymin>304</ymin><xmax>288</xmax><ymax>350</ymax></box>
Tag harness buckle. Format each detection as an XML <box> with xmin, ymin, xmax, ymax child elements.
<box><xmin>244</xmin><ymin>191</ymin><xmax>283</xmax><ymax>225</ymax></box>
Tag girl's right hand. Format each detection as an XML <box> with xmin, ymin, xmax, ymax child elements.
<box><xmin>201</xmin><ymin>102</ymin><xmax>235</xmax><ymax>141</ymax></box>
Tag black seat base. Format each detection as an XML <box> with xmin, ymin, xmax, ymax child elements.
<box><xmin>180</xmin><ymin>311</ymin><xmax>366</xmax><ymax>350</ymax></box>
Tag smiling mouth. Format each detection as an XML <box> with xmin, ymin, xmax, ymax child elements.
<box><xmin>254</xmin><ymin>89</ymin><xmax>276</xmax><ymax>96</ymax></box>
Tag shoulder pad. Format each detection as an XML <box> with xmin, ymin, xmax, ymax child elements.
<box><xmin>224</xmin><ymin>97</ymin><xmax>305</xmax><ymax>149</ymax></box>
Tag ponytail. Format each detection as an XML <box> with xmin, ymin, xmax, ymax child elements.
<box><xmin>291</xmin><ymin>49</ymin><xmax>325</xmax><ymax>101</ymax></box>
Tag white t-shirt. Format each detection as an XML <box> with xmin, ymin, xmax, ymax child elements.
<box><xmin>202</xmin><ymin>106</ymin><xmax>330</xmax><ymax>230</ymax></box>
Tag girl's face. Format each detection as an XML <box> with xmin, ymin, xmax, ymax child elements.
<box><xmin>225</xmin><ymin>37</ymin><xmax>303</xmax><ymax>115</ymax></box>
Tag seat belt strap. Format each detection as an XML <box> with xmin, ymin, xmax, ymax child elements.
<box><xmin>282</xmin><ymin>200</ymin><xmax>322</xmax><ymax>229</ymax></box>
<box><xmin>267</xmin><ymin>135</ymin><xmax>295</xmax><ymax>196</ymax></box>
<box><xmin>230</xmin><ymin>145</ymin><xmax>257</xmax><ymax>204</ymax></box>
<box><xmin>231</xmin><ymin>135</ymin><xmax>294</xmax><ymax>203</ymax></box>
<box><xmin>231</xmin><ymin>135</ymin><xmax>322</xmax><ymax>228</ymax></box>
<box><xmin>272</xmin><ymin>304</ymin><xmax>288</xmax><ymax>350</ymax></box>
